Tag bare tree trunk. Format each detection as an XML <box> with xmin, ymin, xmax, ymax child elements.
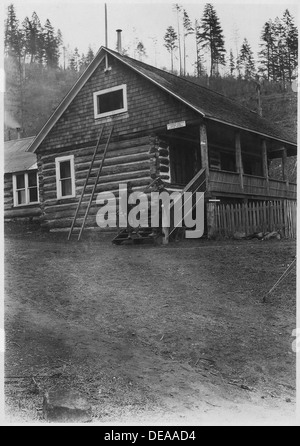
<box><xmin>183</xmin><ymin>35</ymin><xmax>186</xmax><ymax>76</ymax></box>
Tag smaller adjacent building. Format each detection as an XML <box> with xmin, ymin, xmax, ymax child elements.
<box><xmin>4</xmin><ymin>136</ymin><xmax>41</xmax><ymax>221</ymax></box>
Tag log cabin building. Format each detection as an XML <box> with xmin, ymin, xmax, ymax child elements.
<box><xmin>26</xmin><ymin>46</ymin><xmax>297</xmax><ymax>235</ymax></box>
<box><xmin>4</xmin><ymin>136</ymin><xmax>41</xmax><ymax>221</ymax></box>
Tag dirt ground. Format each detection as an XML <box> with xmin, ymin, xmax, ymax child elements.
<box><xmin>3</xmin><ymin>222</ymin><xmax>297</xmax><ymax>425</ymax></box>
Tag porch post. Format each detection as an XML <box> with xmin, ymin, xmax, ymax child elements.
<box><xmin>261</xmin><ymin>139</ymin><xmax>270</xmax><ymax>194</ymax></box>
<box><xmin>235</xmin><ymin>131</ymin><xmax>244</xmax><ymax>190</ymax></box>
<box><xmin>200</xmin><ymin>122</ymin><xmax>209</xmax><ymax>190</ymax></box>
<box><xmin>282</xmin><ymin>147</ymin><xmax>289</xmax><ymax>190</ymax></box>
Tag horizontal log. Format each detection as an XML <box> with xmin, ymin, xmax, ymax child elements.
<box><xmin>43</xmin><ymin>169</ymin><xmax>150</xmax><ymax>192</ymax></box>
<box><xmin>40</xmin><ymin>137</ymin><xmax>150</xmax><ymax>163</ymax></box>
<box><xmin>159</xmin><ymin>160</ymin><xmax>170</xmax><ymax>168</ymax></box>
<box><xmin>42</xmin><ymin>160</ymin><xmax>150</xmax><ymax>186</ymax></box>
<box><xmin>74</xmin><ymin>151</ymin><xmax>150</xmax><ymax>171</ymax></box>
<box><xmin>158</xmin><ymin>148</ymin><xmax>169</xmax><ymax>157</ymax></box>
<box><xmin>42</xmin><ymin>176</ymin><xmax>152</xmax><ymax>202</ymax></box>
<box><xmin>4</xmin><ymin>191</ymin><xmax>13</xmax><ymax>199</ymax></box>
<box><xmin>41</xmin><ymin>147</ymin><xmax>150</xmax><ymax>174</ymax></box>
<box><xmin>159</xmin><ymin>157</ymin><xmax>170</xmax><ymax>165</ymax></box>
<box><xmin>79</xmin><ymin>160</ymin><xmax>150</xmax><ymax>177</ymax></box>
<box><xmin>43</xmin><ymin>186</ymin><xmax>159</xmax><ymax>214</ymax></box>
<box><xmin>4</xmin><ymin>206</ymin><xmax>41</xmax><ymax>219</ymax></box>
<box><xmin>42</xmin><ymin>162</ymin><xmax>56</xmax><ymax>172</ymax></box>
<box><xmin>4</xmin><ymin>197</ymin><xmax>13</xmax><ymax>204</ymax></box>
<box><xmin>160</xmin><ymin>165</ymin><xmax>170</xmax><ymax>173</ymax></box>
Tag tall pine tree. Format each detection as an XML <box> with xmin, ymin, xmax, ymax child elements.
<box><xmin>259</xmin><ymin>10</ymin><xmax>298</xmax><ymax>84</ymax></box>
<box><xmin>173</xmin><ymin>4</ymin><xmax>183</xmax><ymax>75</ymax></box>
<box><xmin>198</xmin><ymin>3</ymin><xmax>226</xmax><ymax>77</ymax></box>
<box><xmin>43</xmin><ymin>19</ymin><xmax>61</xmax><ymax>68</ymax></box>
<box><xmin>164</xmin><ymin>26</ymin><xmax>178</xmax><ymax>72</ymax></box>
<box><xmin>182</xmin><ymin>9</ymin><xmax>194</xmax><ymax>76</ymax></box>
<box><xmin>22</xmin><ymin>12</ymin><xmax>43</xmax><ymax>63</ymax></box>
<box><xmin>5</xmin><ymin>4</ymin><xmax>24</xmax><ymax>60</ymax></box>
<box><xmin>237</xmin><ymin>38</ymin><xmax>256</xmax><ymax>79</ymax></box>
<box><xmin>229</xmin><ymin>49</ymin><xmax>235</xmax><ymax>76</ymax></box>
<box><xmin>282</xmin><ymin>9</ymin><xmax>298</xmax><ymax>82</ymax></box>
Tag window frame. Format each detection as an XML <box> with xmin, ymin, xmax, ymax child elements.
<box><xmin>93</xmin><ymin>84</ymin><xmax>128</xmax><ymax>119</ymax></box>
<box><xmin>12</xmin><ymin>171</ymin><xmax>39</xmax><ymax>207</ymax></box>
<box><xmin>55</xmin><ymin>155</ymin><xmax>76</xmax><ymax>199</ymax></box>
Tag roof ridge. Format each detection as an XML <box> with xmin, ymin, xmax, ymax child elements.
<box><xmin>26</xmin><ymin>46</ymin><xmax>296</xmax><ymax>153</ymax></box>
<box><xmin>108</xmin><ymin>49</ymin><xmax>264</xmax><ymax>117</ymax></box>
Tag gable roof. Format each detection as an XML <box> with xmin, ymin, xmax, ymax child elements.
<box><xmin>28</xmin><ymin>46</ymin><xmax>297</xmax><ymax>153</ymax></box>
<box><xmin>4</xmin><ymin>137</ymin><xmax>37</xmax><ymax>173</ymax></box>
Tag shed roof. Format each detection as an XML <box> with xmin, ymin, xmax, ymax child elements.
<box><xmin>27</xmin><ymin>47</ymin><xmax>297</xmax><ymax>153</ymax></box>
<box><xmin>4</xmin><ymin>137</ymin><xmax>37</xmax><ymax>173</ymax></box>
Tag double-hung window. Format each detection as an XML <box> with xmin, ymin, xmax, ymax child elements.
<box><xmin>93</xmin><ymin>84</ymin><xmax>127</xmax><ymax>119</ymax></box>
<box><xmin>55</xmin><ymin>155</ymin><xmax>75</xmax><ymax>199</ymax></box>
<box><xmin>13</xmin><ymin>172</ymin><xmax>39</xmax><ymax>206</ymax></box>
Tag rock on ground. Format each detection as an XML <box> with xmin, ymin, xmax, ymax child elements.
<box><xmin>43</xmin><ymin>389</ymin><xmax>92</xmax><ymax>423</ymax></box>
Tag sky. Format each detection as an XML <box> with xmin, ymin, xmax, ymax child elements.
<box><xmin>3</xmin><ymin>0</ymin><xmax>299</xmax><ymax>74</ymax></box>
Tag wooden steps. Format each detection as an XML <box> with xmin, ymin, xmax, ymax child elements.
<box><xmin>112</xmin><ymin>169</ymin><xmax>206</xmax><ymax>246</ymax></box>
<box><xmin>112</xmin><ymin>227</ymin><xmax>159</xmax><ymax>245</ymax></box>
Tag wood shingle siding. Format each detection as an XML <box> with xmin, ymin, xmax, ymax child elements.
<box><xmin>37</xmin><ymin>57</ymin><xmax>198</xmax><ymax>154</ymax></box>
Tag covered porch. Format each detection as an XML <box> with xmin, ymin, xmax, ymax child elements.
<box><xmin>201</xmin><ymin>120</ymin><xmax>297</xmax><ymax>201</ymax></box>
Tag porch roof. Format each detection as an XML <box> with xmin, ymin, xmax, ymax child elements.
<box><xmin>4</xmin><ymin>137</ymin><xmax>37</xmax><ymax>173</ymax></box>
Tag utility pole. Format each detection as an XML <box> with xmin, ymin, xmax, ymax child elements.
<box><xmin>105</xmin><ymin>3</ymin><xmax>108</xmax><ymax>47</ymax></box>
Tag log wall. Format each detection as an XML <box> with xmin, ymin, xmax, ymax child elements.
<box><xmin>37</xmin><ymin>53</ymin><xmax>199</xmax><ymax>231</ymax></box>
<box><xmin>38</xmin><ymin>136</ymin><xmax>154</xmax><ymax>230</ymax></box>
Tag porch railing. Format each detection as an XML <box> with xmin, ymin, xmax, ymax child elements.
<box><xmin>209</xmin><ymin>170</ymin><xmax>296</xmax><ymax>200</ymax></box>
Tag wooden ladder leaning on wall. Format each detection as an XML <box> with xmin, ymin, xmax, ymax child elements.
<box><xmin>67</xmin><ymin>125</ymin><xmax>114</xmax><ymax>241</ymax></box>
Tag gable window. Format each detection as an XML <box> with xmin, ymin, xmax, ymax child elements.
<box><xmin>93</xmin><ymin>84</ymin><xmax>127</xmax><ymax>119</ymax></box>
<box><xmin>13</xmin><ymin>172</ymin><xmax>39</xmax><ymax>206</ymax></box>
<box><xmin>55</xmin><ymin>155</ymin><xmax>75</xmax><ymax>199</ymax></box>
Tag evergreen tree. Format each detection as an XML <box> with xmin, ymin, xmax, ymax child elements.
<box><xmin>86</xmin><ymin>46</ymin><xmax>95</xmax><ymax>65</ymax></box>
<box><xmin>173</xmin><ymin>4</ymin><xmax>183</xmax><ymax>75</ymax></box>
<box><xmin>5</xmin><ymin>4</ymin><xmax>24</xmax><ymax>59</ymax></box>
<box><xmin>259</xmin><ymin>20</ymin><xmax>275</xmax><ymax>81</ymax></box>
<box><xmin>199</xmin><ymin>3</ymin><xmax>226</xmax><ymax>77</ymax></box>
<box><xmin>194</xmin><ymin>19</ymin><xmax>205</xmax><ymax>77</ymax></box>
<box><xmin>259</xmin><ymin>10</ymin><xmax>298</xmax><ymax>84</ymax></box>
<box><xmin>229</xmin><ymin>49</ymin><xmax>235</xmax><ymax>76</ymax></box>
<box><xmin>43</xmin><ymin>19</ymin><xmax>60</xmax><ymax>68</ymax></box>
<box><xmin>136</xmin><ymin>41</ymin><xmax>147</xmax><ymax>61</ymax></box>
<box><xmin>69</xmin><ymin>47</ymin><xmax>80</xmax><ymax>71</ymax></box>
<box><xmin>78</xmin><ymin>47</ymin><xmax>94</xmax><ymax>71</ymax></box>
<box><xmin>79</xmin><ymin>53</ymin><xmax>86</xmax><ymax>71</ymax></box>
<box><xmin>282</xmin><ymin>9</ymin><xmax>298</xmax><ymax>82</ymax></box>
<box><xmin>237</xmin><ymin>38</ymin><xmax>256</xmax><ymax>79</ymax></box>
<box><xmin>22</xmin><ymin>12</ymin><xmax>43</xmax><ymax>63</ymax></box>
<box><xmin>271</xmin><ymin>17</ymin><xmax>285</xmax><ymax>83</ymax></box>
<box><xmin>4</xmin><ymin>4</ymin><xmax>25</xmax><ymax>129</ymax></box>
<box><xmin>182</xmin><ymin>9</ymin><xmax>194</xmax><ymax>75</ymax></box>
<box><xmin>164</xmin><ymin>26</ymin><xmax>178</xmax><ymax>72</ymax></box>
